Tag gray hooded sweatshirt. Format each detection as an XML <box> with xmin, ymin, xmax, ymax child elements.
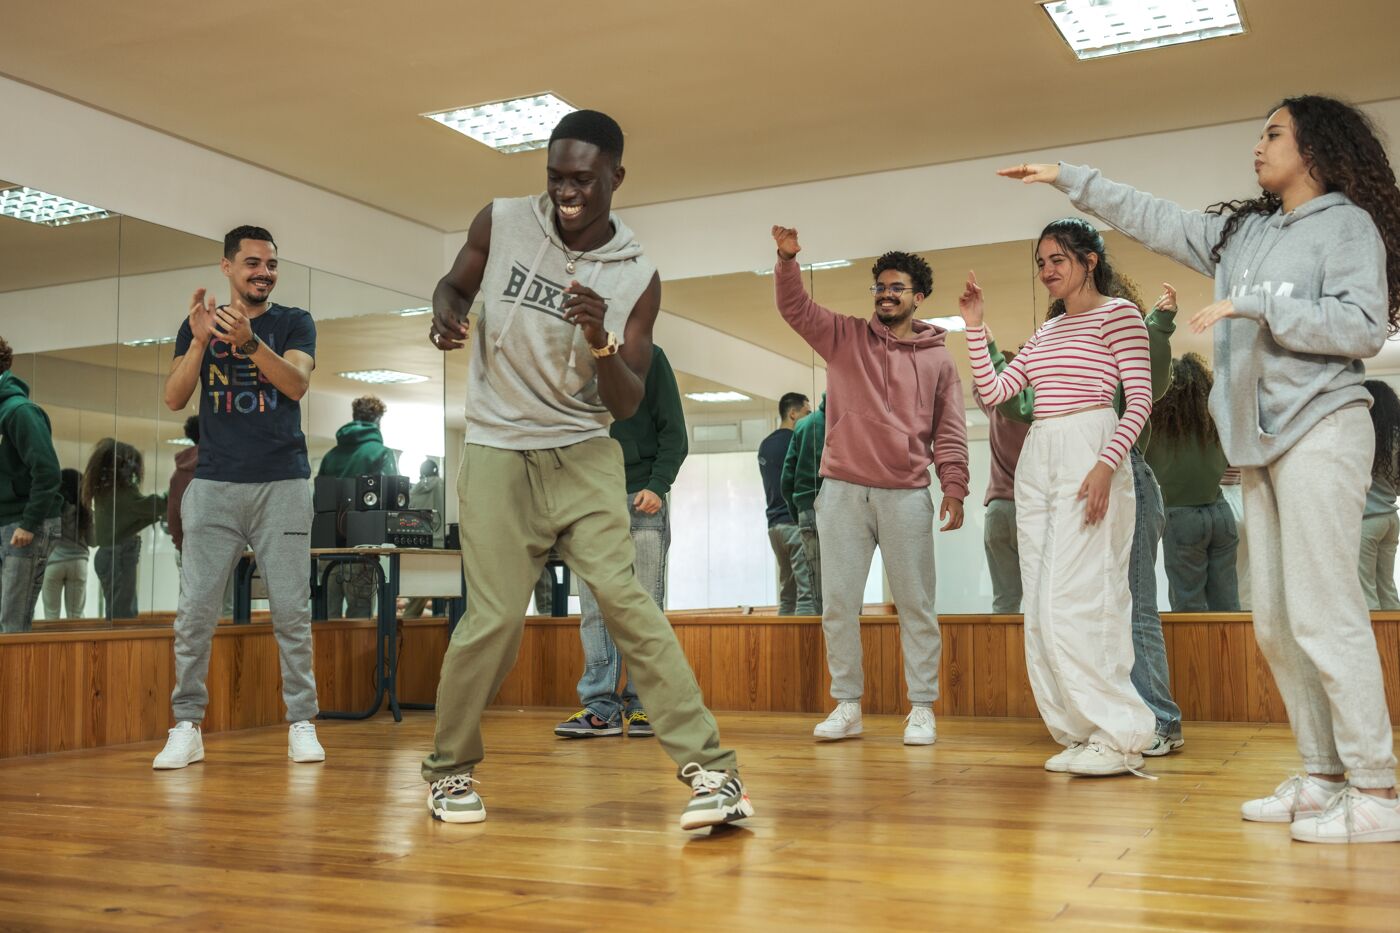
<box><xmin>465</xmin><ymin>193</ymin><xmax>657</xmax><ymax>449</ymax></box>
<box><xmin>1055</xmin><ymin>162</ymin><xmax>1388</xmax><ymax>467</ymax></box>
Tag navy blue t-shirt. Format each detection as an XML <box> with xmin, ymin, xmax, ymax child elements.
<box><xmin>758</xmin><ymin>428</ymin><xmax>795</xmax><ymax>527</ymax></box>
<box><xmin>173</xmin><ymin>303</ymin><xmax>316</xmax><ymax>483</ymax></box>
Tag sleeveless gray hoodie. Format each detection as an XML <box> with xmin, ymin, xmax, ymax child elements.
<box><xmin>465</xmin><ymin>194</ymin><xmax>657</xmax><ymax>449</ymax></box>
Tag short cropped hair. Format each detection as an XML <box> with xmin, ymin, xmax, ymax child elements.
<box><xmin>778</xmin><ymin>392</ymin><xmax>809</xmax><ymax>421</ymax></box>
<box><xmin>549</xmin><ymin>110</ymin><xmax>624</xmax><ymax>165</ymax></box>
<box><xmin>224</xmin><ymin>225</ymin><xmax>277</xmax><ymax>260</ymax></box>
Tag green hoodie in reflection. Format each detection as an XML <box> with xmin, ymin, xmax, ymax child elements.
<box><xmin>0</xmin><ymin>371</ymin><xmax>62</xmax><ymax>531</ymax></box>
<box><xmin>781</xmin><ymin>394</ymin><xmax>826</xmax><ymax>518</ymax></box>
<box><xmin>91</xmin><ymin>484</ymin><xmax>167</xmax><ymax>544</ymax></box>
<box><xmin>317</xmin><ymin>421</ymin><xmax>399</xmax><ymax>479</ymax></box>
<box><xmin>608</xmin><ymin>345</ymin><xmax>687</xmax><ymax>496</ymax></box>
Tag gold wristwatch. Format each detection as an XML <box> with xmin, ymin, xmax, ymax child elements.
<box><xmin>590</xmin><ymin>331</ymin><xmax>619</xmax><ymax>358</ymax></box>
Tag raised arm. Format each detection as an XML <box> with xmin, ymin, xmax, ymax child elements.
<box><xmin>771</xmin><ymin>226</ymin><xmax>856</xmax><ymax>361</ymax></box>
<box><xmin>959</xmin><ymin>271</ymin><xmax>1034</xmax><ymax>406</ymax></box>
<box><xmin>999</xmin><ymin>162</ymin><xmax>1225</xmax><ymax>279</ymax></box>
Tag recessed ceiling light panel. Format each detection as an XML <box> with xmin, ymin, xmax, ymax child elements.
<box><xmin>0</xmin><ymin>186</ymin><xmax>114</xmax><ymax>226</ymax></box>
<box><xmin>1039</xmin><ymin>0</ymin><xmax>1246</xmax><ymax>60</ymax></box>
<box><xmin>424</xmin><ymin>94</ymin><xmax>579</xmax><ymax>153</ymax></box>
<box><xmin>685</xmin><ymin>391</ymin><xmax>751</xmax><ymax>404</ymax></box>
<box><xmin>338</xmin><ymin>369</ymin><xmax>430</xmax><ymax>385</ymax></box>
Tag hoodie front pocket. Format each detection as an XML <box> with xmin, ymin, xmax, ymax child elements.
<box><xmin>825</xmin><ymin>412</ymin><xmax>912</xmax><ymax>478</ymax></box>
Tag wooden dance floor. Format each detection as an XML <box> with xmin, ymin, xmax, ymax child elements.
<box><xmin>2</xmin><ymin>711</ymin><xmax>1398</xmax><ymax>931</ymax></box>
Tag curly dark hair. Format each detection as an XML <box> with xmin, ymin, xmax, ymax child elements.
<box><xmin>1037</xmin><ymin>218</ymin><xmax>1145</xmax><ymax>320</ymax></box>
<box><xmin>59</xmin><ymin>467</ymin><xmax>92</xmax><ymax>540</ymax></box>
<box><xmin>1365</xmin><ymin>380</ymin><xmax>1400</xmax><ymax>486</ymax></box>
<box><xmin>351</xmin><ymin>395</ymin><xmax>387</xmax><ymax>424</ymax></box>
<box><xmin>0</xmin><ymin>336</ymin><xmax>12</xmax><ymax>374</ymax></box>
<box><xmin>81</xmin><ymin>438</ymin><xmax>144</xmax><ymax>507</ymax></box>
<box><xmin>872</xmin><ymin>251</ymin><xmax>933</xmax><ymax>297</ymax></box>
<box><xmin>1150</xmin><ymin>353</ymin><xmax>1219</xmax><ymax>447</ymax></box>
<box><xmin>1206</xmin><ymin>95</ymin><xmax>1400</xmax><ymax>333</ymax></box>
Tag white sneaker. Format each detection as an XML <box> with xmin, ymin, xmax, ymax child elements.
<box><xmin>1044</xmin><ymin>742</ymin><xmax>1086</xmax><ymax>772</ymax></box>
<box><xmin>813</xmin><ymin>701</ymin><xmax>862</xmax><ymax>741</ymax></box>
<box><xmin>1241</xmin><ymin>774</ymin><xmax>1346</xmax><ymax>823</ymax></box>
<box><xmin>1291</xmin><ymin>787</ymin><xmax>1400</xmax><ymax>844</ymax></box>
<box><xmin>1142</xmin><ymin>733</ymin><xmax>1184</xmax><ymax>757</ymax></box>
<box><xmin>903</xmin><ymin>706</ymin><xmax>936</xmax><ymax>746</ymax></box>
<box><xmin>288</xmin><ymin>720</ymin><xmax>326</xmax><ymax>763</ymax></box>
<box><xmin>153</xmin><ymin>721</ymin><xmax>204</xmax><ymax>770</ymax></box>
<box><xmin>1066</xmin><ymin>742</ymin><xmax>1146</xmax><ymax>776</ymax></box>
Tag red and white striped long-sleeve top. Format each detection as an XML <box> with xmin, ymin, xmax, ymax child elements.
<box><xmin>966</xmin><ymin>299</ymin><xmax>1152</xmax><ymax>470</ymax></box>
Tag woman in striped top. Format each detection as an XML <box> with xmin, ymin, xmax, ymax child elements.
<box><xmin>961</xmin><ymin>218</ymin><xmax>1156</xmax><ymax>777</ymax></box>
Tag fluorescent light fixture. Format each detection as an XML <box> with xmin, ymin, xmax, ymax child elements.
<box><xmin>754</xmin><ymin>259</ymin><xmax>853</xmax><ymax>276</ymax></box>
<box><xmin>1039</xmin><ymin>0</ymin><xmax>1246</xmax><ymax>60</ymax></box>
<box><xmin>338</xmin><ymin>369</ymin><xmax>430</xmax><ymax>385</ymax></box>
<box><xmin>685</xmin><ymin>391</ymin><xmax>751</xmax><ymax>404</ymax></box>
<box><xmin>0</xmin><ymin>186</ymin><xmax>114</xmax><ymax>226</ymax></box>
<box><xmin>921</xmin><ymin>315</ymin><xmax>966</xmax><ymax>333</ymax></box>
<box><xmin>398</xmin><ymin>307</ymin><xmax>432</xmax><ymax>317</ymax></box>
<box><xmin>424</xmin><ymin>93</ymin><xmax>578</xmax><ymax>154</ymax></box>
<box><xmin>122</xmin><ymin>336</ymin><xmax>177</xmax><ymax>347</ymax></box>
<box><xmin>165</xmin><ymin>437</ymin><xmax>195</xmax><ymax>447</ymax></box>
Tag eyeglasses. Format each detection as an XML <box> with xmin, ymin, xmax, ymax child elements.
<box><xmin>869</xmin><ymin>284</ymin><xmax>917</xmax><ymax>296</ymax></box>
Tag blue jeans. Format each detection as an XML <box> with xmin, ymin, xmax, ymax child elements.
<box><xmin>1128</xmin><ymin>451</ymin><xmax>1182</xmax><ymax>738</ymax></box>
<box><xmin>1162</xmin><ymin>498</ymin><xmax>1241</xmax><ymax>611</ymax></box>
<box><xmin>575</xmin><ymin>497</ymin><xmax>670</xmax><ymax>720</ymax></box>
<box><xmin>0</xmin><ymin>517</ymin><xmax>59</xmax><ymax>633</ymax></box>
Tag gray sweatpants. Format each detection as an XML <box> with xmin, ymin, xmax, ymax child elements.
<box><xmin>983</xmin><ymin>498</ymin><xmax>1022</xmax><ymax>613</ymax></box>
<box><xmin>1245</xmin><ymin>406</ymin><xmax>1396</xmax><ymax>788</ymax></box>
<box><xmin>815</xmin><ymin>478</ymin><xmax>940</xmax><ymax>704</ymax></box>
<box><xmin>171</xmin><ymin>478</ymin><xmax>318</xmax><ymax>724</ymax></box>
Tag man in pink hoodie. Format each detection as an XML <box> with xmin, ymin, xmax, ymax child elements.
<box><xmin>770</xmin><ymin>226</ymin><xmax>969</xmax><ymax>745</ymax></box>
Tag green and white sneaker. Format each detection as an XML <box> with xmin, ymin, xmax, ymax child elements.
<box><xmin>428</xmin><ymin>773</ymin><xmax>486</xmax><ymax>824</ymax></box>
<box><xmin>679</xmin><ymin>762</ymin><xmax>754</xmax><ymax>831</ymax></box>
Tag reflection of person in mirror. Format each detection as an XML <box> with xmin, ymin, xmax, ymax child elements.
<box><xmin>0</xmin><ymin>334</ymin><xmax>63</xmax><ymax>633</ymax></box>
<box><xmin>421</xmin><ymin>110</ymin><xmax>751</xmax><ymax>832</ymax></box>
<box><xmin>781</xmin><ymin>392</ymin><xmax>826</xmax><ymax>616</ymax></box>
<box><xmin>963</xmin><ymin>219</ymin><xmax>1156</xmax><ymax>778</ymax></box>
<box><xmin>1001</xmin><ymin>92</ymin><xmax>1400</xmax><ymax>840</ymax></box>
<box><xmin>769</xmin><ymin>227</ymin><xmax>969</xmax><ymax>749</ymax></box>
<box><xmin>154</xmin><ymin>224</ymin><xmax>324</xmax><ymax>771</ymax></box>
<box><xmin>758</xmin><ymin>392</ymin><xmax>815</xmax><ymax>616</ymax></box>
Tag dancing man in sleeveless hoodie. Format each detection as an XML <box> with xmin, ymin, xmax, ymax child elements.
<box><xmin>421</xmin><ymin>111</ymin><xmax>752</xmax><ymax>831</ymax></box>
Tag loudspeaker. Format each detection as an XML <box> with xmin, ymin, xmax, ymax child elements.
<box><xmin>312</xmin><ymin>510</ymin><xmax>342</xmax><ymax>549</ymax></box>
<box><xmin>383</xmin><ymin>474</ymin><xmax>412</xmax><ymax>509</ymax></box>
<box><xmin>354</xmin><ymin>474</ymin><xmax>383</xmax><ymax>510</ymax></box>
<box><xmin>313</xmin><ymin>475</ymin><xmax>351</xmax><ymax>514</ymax></box>
<box><xmin>346</xmin><ymin>509</ymin><xmax>434</xmax><ymax>548</ymax></box>
<box><xmin>444</xmin><ymin>522</ymin><xmax>460</xmax><ymax>550</ymax></box>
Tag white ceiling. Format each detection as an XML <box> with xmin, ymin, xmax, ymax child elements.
<box><xmin>3</xmin><ymin>1</ymin><xmax>1399</xmax><ymax>230</ymax></box>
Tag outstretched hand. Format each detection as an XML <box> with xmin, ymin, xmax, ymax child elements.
<box><xmin>996</xmin><ymin>162</ymin><xmax>1059</xmax><ymax>185</ymax></box>
<box><xmin>1189</xmin><ymin>298</ymin><xmax>1237</xmax><ymax>333</ymax></box>
<box><xmin>958</xmin><ymin>270</ymin><xmax>985</xmax><ymax>329</ymax></box>
<box><xmin>1154</xmin><ymin>282</ymin><xmax>1179</xmax><ymax>313</ymax></box>
<box><xmin>771</xmin><ymin>226</ymin><xmax>801</xmax><ymax>261</ymax></box>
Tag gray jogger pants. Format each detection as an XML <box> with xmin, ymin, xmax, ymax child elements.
<box><xmin>171</xmin><ymin>478</ymin><xmax>318</xmax><ymax>723</ymax></box>
<box><xmin>814</xmin><ymin>478</ymin><xmax>940</xmax><ymax>704</ymax></box>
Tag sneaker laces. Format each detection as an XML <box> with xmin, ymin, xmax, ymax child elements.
<box><xmin>1268</xmin><ymin>773</ymin><xmax>1313</xmax><ymax>815</ymax></box>
<box><xmin>290</xmin><ymin>721</ymin><xmax>317</xmax><ymax>738</ymax></box>
<box><xmin>1085</xmin><ymin>741</ymin><xmax>1158</xmax><ymax>781</ymax></box>
<box><xmin>1315</xmin><ymin>786</ymin><xmax>1361</xmax><ymax>835</ymax></box>
<box><xmin>437</xmin><ymin>773</ymin><xmax>479</xmax><ymax>796</ymax></box>
<box><xmin>680</xmin><ymin>762</ymin><xmax>727</xmax><ymax>795</ymax></box>
<box><xmin>905</xmin><ymin>707</ymin><xmax>934</xmax><ymax>728</ymax></box>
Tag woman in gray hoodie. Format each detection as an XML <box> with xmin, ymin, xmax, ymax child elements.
<box><xmin>1002</xmin><ymin>94</ymin><xmax>1400</xmax><ymax>844</ymax></box>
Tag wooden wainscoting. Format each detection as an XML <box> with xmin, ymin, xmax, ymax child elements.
<box><xmin>3</xmin><ymin>613</ymin><xmax>1399</xmax><ymax>759</ymax></box>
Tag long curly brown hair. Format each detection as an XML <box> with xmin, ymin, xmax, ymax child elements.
<box><xmin>1150</xmin><ymin>353</ymin><xmax>1218</xmax><ymax>446</ymax></box>
<box><xmin>81</xmin><ymin>438</ymin><xmax>144</xmax><ymax>506</ymax></box>
<box><xmin>1038</xmin><ymin>218</ymin><xmax>1146</xmax><ymax>321</ymax></box>
<box><xmin>1207</xmin><ymin>95</ymin><xmax>1400</xmax><ymax>334</ymax></box>
<box><xmin>1365</xmin><ymin>380</ymin><xmax>1400</xmax><ymax>486</ymax></box>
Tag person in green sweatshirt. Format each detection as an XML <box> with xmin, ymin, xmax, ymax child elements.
<box><xmin>0</xmin><ymin>337</ymin><xmax>64</xmax><ymax>633</ymax></box>
<box><xmin>317</xmin><ymin>395</ymin><xmax>399</xmax><ymax>618</ymax></box>
<box><xmin>554</xmin><ymin>343</ymin><xmax>687</xmax><ymax>739</ymax></box>
<box><xmin>1146</xmin><ymin>352</ymin><xmax>1239</xmax><ymax>612</ymax></box>
<box><xmin>82</xmin><ymin>438</ymin><xmax>167</xmax><ymax>620</ymax></box>
<box><xmin>781</xmin><ymin>393</ymin><xmax>826</xmax><ymax>615</ymax></box>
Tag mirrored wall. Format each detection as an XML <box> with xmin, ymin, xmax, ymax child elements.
<box><xmin>9</xmin><ymin>177</ymin><xmax>1398</xmax><ymax>632</ymax></box>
